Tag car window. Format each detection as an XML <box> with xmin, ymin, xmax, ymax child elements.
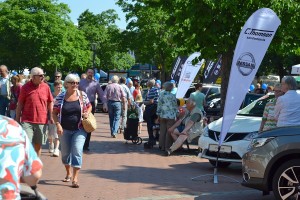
<box><xmin>238</xmin><ymin>95</ymin><xmax>274</xmax><ymax>117</ymax></box>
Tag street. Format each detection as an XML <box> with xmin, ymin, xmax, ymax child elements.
<box><xmin>37</xmin><ymin>112</ymin><xmax>275</xmax><ymax>200</ymax></box>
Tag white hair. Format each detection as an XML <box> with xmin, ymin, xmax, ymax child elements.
<box><xmin>111</xmin><ymin>75</ymin><xmax>119</xmax><ymax>83</ymax></box>
<box><xmin>30</xmin><ymin>67</ymin><xmax>43</xmax><ymax>77</ymax></box>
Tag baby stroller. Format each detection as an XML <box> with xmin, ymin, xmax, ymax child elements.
<box><xmin>123</xmin><ymin>105</ymin><xmax>143</xmax><ymax>144</ymax></box>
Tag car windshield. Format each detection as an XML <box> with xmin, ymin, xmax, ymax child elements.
<box><xmin>238</xmin><ymin>94</ymin><xmax>274</xmax><ymax>117</ymax></box>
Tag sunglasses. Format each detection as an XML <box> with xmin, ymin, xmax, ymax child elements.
<box><xmin>68</xmin><ymin>82</ymin><xmax>79</xmax><ymax>85</ymax></box>
<box><xmin>34</xmin><ymin>74</ymin><xmax>44</xmax><ymax>78</ymax></box>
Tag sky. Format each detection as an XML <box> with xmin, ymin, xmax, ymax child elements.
<box><xmin>57</xmin><ymin>0</ymin><xmax>127</xmax><ymax>29</ymax></box>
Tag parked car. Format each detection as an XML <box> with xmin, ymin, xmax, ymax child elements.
<box><xmin>95</xmin><ymin>84</ymin><xmax>108</xmax><ymax>113</ymax></box>
<box><xmin>204</xmin><ymin>93</ymin><xmax>265</xmax><ymax>121</ymax></box>
<box><xmin>198</xmin><ymin>94</ymin><xmax>274</xmax><ymax>168</ymax></box>
<box><xmin>242</xmin><ymin>126</ymin><xmax>300</xmax><ymax>199</ymax></box>
<box><xmin>184</xmin><ymin>83</ymin><xmax>221</xmax><ymax>100</ymax></box>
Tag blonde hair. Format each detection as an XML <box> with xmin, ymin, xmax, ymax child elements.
<box><xmin>135</xmin><ymin>94</ymin><xmax>143</xmax><ymax>102</ymax></box>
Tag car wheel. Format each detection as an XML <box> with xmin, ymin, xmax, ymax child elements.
<box><xmin>209</xmin><ymin>160</ymin><xmax>231</xmax><ymax>168</ymax></box>
<box><xmin>272</xmin><ymin>159</ymin><xmax>300</xmax><ymax>200</ymax></box>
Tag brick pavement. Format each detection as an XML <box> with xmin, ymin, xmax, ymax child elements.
<box><xmin>37</xmin><ymin>112</ymin><xmax>275</xmax><ymax>200</ymax></box>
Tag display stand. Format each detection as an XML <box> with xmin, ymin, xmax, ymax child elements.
<box><xmin>191</xmin><ymin>146</ymin><xmax>240</xmax><ymax>184</ymax></box>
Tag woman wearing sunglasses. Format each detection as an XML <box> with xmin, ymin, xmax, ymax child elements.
<box><xmin>52</xmin><ymin>73</ymin><xmax>92</xmax><ymax>188</ymax></box>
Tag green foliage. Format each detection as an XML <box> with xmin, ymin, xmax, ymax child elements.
<box><xmin>0</xmin><ymin>0</ymin><xmax>91</xmax><ymax>74</ymax></box>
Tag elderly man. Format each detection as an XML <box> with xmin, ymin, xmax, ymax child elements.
<box><xmin>16</xmin><ymin>67</ymin><xmax>54</xmax><ymax>156</ymax></box>
<box><xmin>104</xmin><ymin>75</ymin><xmax>126</xmax><ymax>138</ymax></box>
<box><xmin>79</xmin><ymin>68</ymin><xmax>107</xmax><ymax>151</ymax></box>
<box><xmin>274</xmin><ymin>76</ymin><xmax>300</xmax><ymax>127</ymax></box>
<box><xmin>143</xmin><ymin>79</ymin><xmax>160</xmax><ymax>147</ymax></box>
<box><xmin>119</xmin><ymin>77</ymin><xmax>133</xmax><ymax>134</ymax></box>
<box><xmin>0</xmin><ymin>65</ymin><xmax>11</xmax><ymax>115</ymax></box>
<box><xmin>166</xmin><ymin>97</ymin><xmax>203</xmax><ymax>156</ymax></box>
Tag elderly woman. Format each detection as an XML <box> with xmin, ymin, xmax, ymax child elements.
<box><xmin>52</xmin><ymin>73</ymin><xmax>92</xmax><ymax>188</ymax></box>
<box><xmin>9</xmin><ymin>75</ymin><xmax>22</xmax><ymax>119</ymax></box>
<box><xmin>259</xmin><ymin>83</ymin><xmax>284</xmax><ymax>132</ymax></box>
<box><xmin>166</xmin><ymin>97</ymin><xmax>203</xmax><ymax>156</ymax></box>
<box><xmin>156</xmin><ymin>81</ymin><xmax>177</xmax><ymax>151</ymax></box>
<box><xmin>274</xmin><ymin>76</ymin><xmax>300</xmax><ymax>127</ymax></box>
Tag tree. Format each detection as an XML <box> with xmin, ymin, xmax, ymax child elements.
<box><xmin>77</xmin><ymin>9</ymin><xmax>134</xmax><ymax>72</ymax></box>
<box><xmin>117</xmin><ymin>0</ymin><xmax>189</xmax><ymax>81</ymax></box>
<box><xmin>0</xmin><ymin>0</ymin><xmax>91</xmax><ymax>74</ymax></box>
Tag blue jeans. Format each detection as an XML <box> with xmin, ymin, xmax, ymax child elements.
<box><xmin>60</xmin><ymin>128</ymin><xmax>87</xmax><ymax>168</ymax></box>
<box><xmin>108</xmin><ymin>100</ymin><xmax>122</xmax><ymax>136</ymax></box>
<box><xmin>0</xmin><ymin>96</ymin><xmax>9</xmax><ymax>116</ymax></box>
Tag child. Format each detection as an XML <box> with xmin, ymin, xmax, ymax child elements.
<box><xmin>48</xmin><ymin>80</ymin><xmax>63</xmax><ymax>157</ymax></box>
<box><xmin>134</xmin><ymin>94</ymin><xmax>145</xmax><ymax>134</ymax></box>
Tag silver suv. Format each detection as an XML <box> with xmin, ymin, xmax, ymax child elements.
<box><xmin>242</xmin><ymin>126</ymin><xmax>300</xmax><ymax>199</ymax></box>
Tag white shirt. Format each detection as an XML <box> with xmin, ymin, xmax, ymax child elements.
<box><xmin>0</xmin><ymin>75</ymin><xmax>9</xmax><ymax>96</ymax></box>
<box><xmin>274</xmin><ymin>90</ymin><xmax>300</xmax><ymax>127</ymax></box>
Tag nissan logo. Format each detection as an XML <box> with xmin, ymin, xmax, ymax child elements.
<box><xmin>236</xmin><ymin>52</ymin><xmax>256</xmax><ymax>76</ymax></box>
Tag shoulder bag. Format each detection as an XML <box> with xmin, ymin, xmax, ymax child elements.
<box><xmin>79</xmin><ymin>91</ymin><xmax>97</xmax><ymax>132</ymax></box>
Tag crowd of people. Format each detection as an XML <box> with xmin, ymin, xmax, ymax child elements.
<box><xmin>1</xmin><ymin>63</ymin><xmax>300</xmax><ymax>198</ymax></box>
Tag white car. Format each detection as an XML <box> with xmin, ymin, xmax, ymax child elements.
<box><xmin>198</xmin><ymin>94</ymin><xmax>274</xmax><ymax>168</ymax></box>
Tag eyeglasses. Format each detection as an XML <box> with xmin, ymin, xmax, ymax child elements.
<box><xmin>33</xmin><ymin>74</ymin><xmax>44</xmax><ymax>78</ymax></box>
<box><xmin>68</xmin><ymin>82</ymin><xmax>79</xmax><ymax>85</ymax></box>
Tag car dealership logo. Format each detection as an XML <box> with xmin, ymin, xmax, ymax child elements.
<box><xmin>236</xmin><ymin>52</ymin><xmax>256</xmax><ymax>76</ymax></box>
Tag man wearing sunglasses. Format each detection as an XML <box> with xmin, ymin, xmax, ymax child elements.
<box><xmin>79</xmin><ymin>68</ymin><xmax>107</xmax><ymax>152</ymax></box>
<box><xmin>16</xmin><ymin>67</ymin><xmax>54</xmax><ymax>157</ymax></box>
<box><xmin>50</xmin><ymin>71</ymin><xmax>65</xmax><ymax>93</ymax></box>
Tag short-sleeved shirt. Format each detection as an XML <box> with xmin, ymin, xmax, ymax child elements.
<box><xmin>190</xmin><ymin>91</ymin><xmax>205</xmax><ymax>111</ymax></box>
<box><xmin>18</xmin><ymin>81</ymin><xmax>53</xmax><ymax>124</ymax></box>
<box><xmin>0</xmin><ymin>115</ymin><xmax>43</xmax><ymax>200</ymax></box>
<box><xmin>79</xmin><ymin>79</ymin><xmax>106</xmax><ymax>103</ymax></box>
<box><xmin>53</xmin><ymin>90</ymin><xmax>91</xmax><ymax>129</ymax></box>
<box><xmin>145</xmin><ymin>87</ymin><xmax>160</xmax><ymax>104</ymax></box>
<box><xmin>104</xmin><ymin>83</ymin><xmax>125</xmax><ymax>102</ymax></box>
<box><xmin>156</xmin><ymin>91</ymin><xmax>177</xmax><ymax>119</ymax></box>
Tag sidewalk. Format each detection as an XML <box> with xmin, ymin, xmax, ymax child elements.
<box><xmin>37</xmin><ymin>112</ymin><xmax>274</xmax><ymax>200</ymax></box>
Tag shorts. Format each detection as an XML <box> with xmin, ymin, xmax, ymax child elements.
<box><xmin>177</xmin><ymin>124</ymin><xmax>185</xmax><ymax>133</ymax></box>
<box><xmin>48</xmin><ymin>123</ymin><xmax>59</xmax><ymax>139</ymax></box>
<box><xmin>22</xmin><ymin>122</ymin><xmax>48</xmax><ymax>145</ymax></box>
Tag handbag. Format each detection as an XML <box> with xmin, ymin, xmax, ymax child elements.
<box><xmin>79</xmin><ymin>91</ymin><xmax>97</xmax><ymax>132</ymax></box>
<box><xmin>82</xmin><ymin>113</ymin><xmax>97</xmax><ymax>132</ymax></box>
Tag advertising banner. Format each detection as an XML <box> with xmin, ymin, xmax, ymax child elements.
<box><xmin>219</xmin><ymin>8</ymin><xmax>281</xmax><ymax>146</ymax></box>
<box><xmin>170</xmin><ymin>56</ymin><xmax>188</xmax><ymax>84</ymax></box>
<box><xmin>203</xmin><ymin>55</ymin><xmax>222</xmax><ymax>84</ymax></box>
<box><xmin>176</xmin><ymin>52</ymin><xmax>205</xmax><ymax>99</ymax></box>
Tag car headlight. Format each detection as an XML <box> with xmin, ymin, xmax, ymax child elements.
<box><xmin>248</xmin><ymin>137</ymin><xmax>275</xmax><ymax>149</ymax></box>
<box><xmin>203</xmin><ymin>126</ymin><xmax>209</xmax><ymax>137</ymax></box>
<box><xmin>243</xmin><ymin>132</ymin><xmax>259</xmax><ymax>141</ymax></box>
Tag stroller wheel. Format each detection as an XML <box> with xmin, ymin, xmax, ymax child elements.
<box><xmin>132</xmin><ymin>139</ymin><xmax>138</xmax><ymax>144</ymax></box>
<box><xmin>137</xmin><ymin>137</ymin><xmax>143</xmax><ymax>145</ymax></box>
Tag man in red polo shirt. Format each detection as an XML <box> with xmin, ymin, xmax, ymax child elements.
<box><xmin>16</xmin><ymin>67</ymin><xmax>53</xmax><ymax>156</ymax></box>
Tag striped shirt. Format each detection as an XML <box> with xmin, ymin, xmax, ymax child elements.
<box><xmin>53</xmin><ymin>90</ymin><xmax>91</xmax><ymax>129</ymax></box>
<box><xmin>145</xmin><ymin>87</ymin><xmax>160</xmax><ymax>104</ymax></box>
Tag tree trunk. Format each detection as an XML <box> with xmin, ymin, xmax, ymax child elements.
<box><xmin>220</xmin><ymin>51</ymin><xmax>233</xmax><ymax>116</ymax></box>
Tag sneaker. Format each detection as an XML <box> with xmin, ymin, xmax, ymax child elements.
<box><xmin>52</xmin><ymin>149</ymin><xmax>60</xmax><ymax>157</ymax></box>
<box><xmin>49</xmin><ymin>143</ymin><xmax>54</xmax><ymax>153</ymax></box>
<box><xmin>165</xmin><ymin>149</ymin><xmax>172</xmax><ymax>156</ymax></box>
